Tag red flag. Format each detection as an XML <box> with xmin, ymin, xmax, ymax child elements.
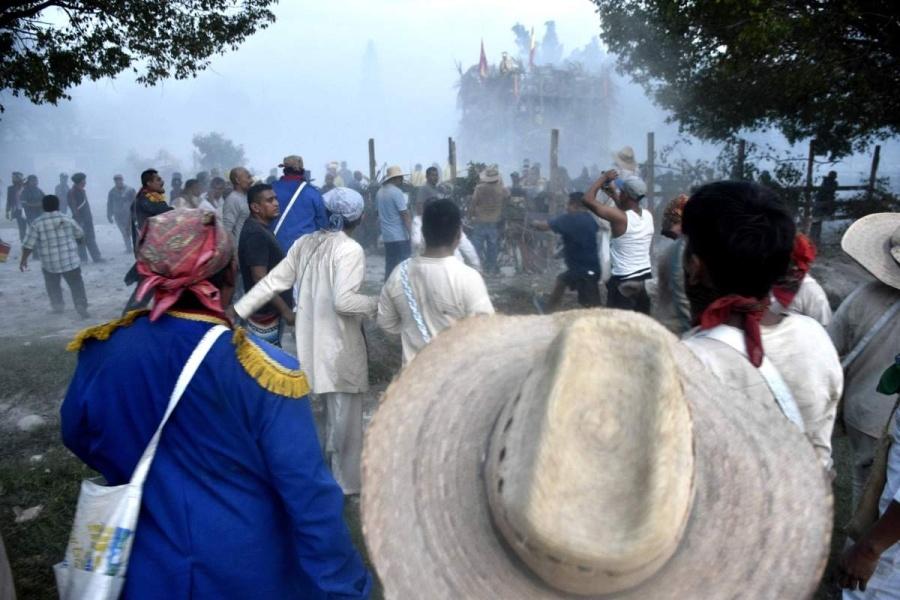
<box><xmin>479</xmin><ymin>39</ymin><xmax>488</xmax><ymax>79</ymax></box>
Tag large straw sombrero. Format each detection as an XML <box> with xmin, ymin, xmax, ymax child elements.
<box><xmin>613</xmin><ymin>146</ymin><xmax>638</xmax><ymax>173</ymax></box>
<box><xmin>362</xmin><ymin>310</ymin><xmax>832</xmax><ymax>599</ymax></box>
<box><xmin>842</xmin><ymin>212</ymin><xmax>900</xmax><ymax>290</ymax></box>
<box><xmin>479</xmin><ymin>165</ymin><xmax>501</xmax><ymax>183</ymax></box>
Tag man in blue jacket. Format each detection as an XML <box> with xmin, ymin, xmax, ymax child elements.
<box><xmin>61</xmin><ymin>209</ymin><xmax>372</xmax><ymax>599</ymax></box>
<box><xmin>271</xmin><ymin>154</ymin><xmax>329</xmax><ymax>252</ymax></box>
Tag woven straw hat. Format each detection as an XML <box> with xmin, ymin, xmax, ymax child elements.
<box><xmin>362</xmin><ymin>310</ymin><xmax>832</xmax><ymax>599</ymax></box>
<box><xmin>383</xmin><ymin>165</ymin><xmax>406</xmax><ymax>182</ymax></box>
<box><xmin>614</xmin><ymin>146</ymin><xmax>638</xmax><ymax>173</ymax></box>
<box><xmin>842</xmin><ymin>212</ymin><xmax>900</xmax><ymax>290</ymax></box>
<box><xmin>480</xmin><ymin>165</ymin><xmax>501</xmax><ymax>183</ymax></box>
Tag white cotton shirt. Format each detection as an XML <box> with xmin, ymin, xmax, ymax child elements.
<box><xmin>377</xmin><ymin>255</ymin><xmax>495</xmax><ymax>364</ymax></box>
<box><xmin>610</xmin><ymin>208</ymin><xmax>654</xmax><ymax>278</ymax></box>
<box><xmin>682</xmin><ymin>314</ymin><xmax>844</xmax><ymax>470</ymax></box>
<box><xmin>410</xmin><ymin>216</ymin><xmax>481</xmax><ymax>271</ymax></box>
<box><xmin>771</xmin><ymin>274</ymin><xmax>833</xmax><ymax>327</ymax></box>
<box><xmin>234</xmin><ymin>230</ymin><xmax>377</xmax><ymax>394</ymax></box>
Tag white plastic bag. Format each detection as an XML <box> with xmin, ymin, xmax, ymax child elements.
<box><xmin>55</xmin><ymin>325</ymin><xmax>227</xmax><ymax>599</ymax></box>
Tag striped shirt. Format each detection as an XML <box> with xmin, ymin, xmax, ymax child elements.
<box><xmin>22</xmin><ymin>211</ymin><xmax>84</xmax><ymax>273</ymax></box>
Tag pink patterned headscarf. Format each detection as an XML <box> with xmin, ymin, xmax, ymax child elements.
<box><xmin>136</xmin><ymin>208</ymin><xmax>234</xmax><ymax>321</ymax></box>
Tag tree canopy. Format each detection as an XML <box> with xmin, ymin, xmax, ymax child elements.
<box><xmin>0</xmin><ymin>0</ymin><xmax>276</xmax><ymax>112</ymax></box>
<box><xmin>192</xmin><ymin>132</ymin><xmax>245</xmax><ymax>171</ymax></box>
<box><xmin>590</xmin><ymin>0</ymin><xmax>899</xmax><ymax>157</ymax></box>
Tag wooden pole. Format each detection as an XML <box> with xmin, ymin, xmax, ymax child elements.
<box><xmin>448</xmin><ymin>137</ymin><xmax>457</xmax><ymax>183</ymax></box>
<box><xmin>735</xmin><ymin>139</ymin><xmax>746</xmax><ymax>180</ymax></box>
<box><xmin>803</xmin><ymin>139</ymin><xmax>815</xmax><ymax>233</ymax></box>
<box><xmin>550</xmin><ymin>128</ymin><xmax>559</xmax><ymax>191</ymax></box>
<box><xmin>368</xmin><ymin>138</ymin><xmax>376</xmax><ymax>185</ymax></box>
<box><xmin>867</xmin><ymin>144</ymin><xmax>881</xmax><ymax>202</ymax></box>
<box><xmin>646</xmin><ymin>131</ymin><xmax>655</xmax><ymax>208</ymax></box>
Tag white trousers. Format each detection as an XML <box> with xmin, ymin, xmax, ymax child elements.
<box><xmin>321</xmin><ymin>392</ymin><xmax>364</xmax><ymax>495</ymax></box>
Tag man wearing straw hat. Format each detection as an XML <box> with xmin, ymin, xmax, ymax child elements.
<box><xmin>679</xmin><ymin>181</ymin><xmax>842</xmax><ymax>471</ymax></box>
<box><xmin>830</xmin><ymin>213</ymin><xmax>900</xmax><ymax>509</ymax></box>
<box><xmin>361</xmin><ymin>307</ymin><xmax>832</xmax><ymax>598</ymax></box>
<box><xmin>468</xmin><ymin>165</ymin><xmax>509</xmax><ymax>276</ymax></box>
<box><xmin>63</xmin><ymin>209</ymin><xmax>371</xmax><ymax>599</ymax></box>
<box><xmin>377</xmin><ymin>165</ymin><xmax>412</xmax><ymax>281</ymax></box>
<box><xmin>233</xmin><ymin>187</ymin><xmax>377</xmax><ymax>495</ymax></box>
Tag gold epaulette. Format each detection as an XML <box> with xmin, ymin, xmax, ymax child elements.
<box><xmin>232</xmin><ymin>327</ymin><xmax>310</xmax><ymax>398</ymax></box>
<box><xmin>67</xmin><ymin>310</ymin><xmax>150</xmax><ymax>352</ymax></box>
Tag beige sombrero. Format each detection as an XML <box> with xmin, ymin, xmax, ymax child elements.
<box><xmin>613</xmin><ymin>146</ymin><xmax>638</xmax><ymax>173</ymax></box>
<box><xmin>842</xmin><ymin>212</ymin><xmax>900</xmax><ymax>290</ymax></box>
<box><xmin>479</xmin><ymin>165</ymin><xmax>501</xmax><ymax>183</ymax></box>
<box><xmin>362</xmin><ymin>310</ymin><xmax>832</xmax><ymax>599</ymax></box>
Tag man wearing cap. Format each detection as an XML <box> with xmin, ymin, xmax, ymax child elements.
<box><xmin>62</xmin><ymin>209</ymin><xmax>372</xmax><ymax>599</ymax></box>
<box><xmin>55</xmin><ymin>172</ymin><xmax>70</xmax><ymax>215</ymax></box>
<box><xmin>362</xmin><ymin>309</ymin><xmax>832</xmax><ymax>598</ymax></box>
<box><xmin>270</xmin><ymin>155</ymin><xmax>328</xmax><ymax>253</ymax></box>
<box><xmin>377</xmin><ymin>165</ymin><xmax>413</xmax><ymax>281</ymax></box>
<box><xmin>233</xmin><ymin>187</ymin><xmax>377</xmax><ymax>496</ymax></box>
<box><xmin>19</xmin><ymin>194</ymin><xmax>89</xmax><ymax>319</ymax></box>
<box><xmin>679</xmin><ymin>181</ymin><xmax>842</xmax><ymax>472</ymax></box>
<box><xmin>237</xmin><ymin>183</ymin><xmax>294</xmax><ymax>346</ymax></box>
<box><xmin>583</xmin><ymin>170</ymin><xmax>653</xmax><ymax>313</ymax></box>
<box><xmin>5</xmin><ymin>172</ymin><xmax>26</xmax><ymax>243</ymax></box>
<box><xmin>67</xmin><ymin>172</ymin><xmax>104</xmax><ymax>263</ymax></box>
<box><xmin>107</xmin><ymin>174</ymin><xmax>136</xmax><ymax>253</ymax></box>
<box><xmin>469</xmin><ymin>165</ymin><xmax>509</xmax><ymax>275</ymax></box>
<box><xmin>830</xmin><ymin>213</ymin><xmax>900</xmax><ymax>509</ymax></box>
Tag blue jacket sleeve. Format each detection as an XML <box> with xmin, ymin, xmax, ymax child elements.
<box><xmin>257</xmin><ymin>394</ymin><xmax>372</xmax><ymax>599</ymax></box>
<box><xmin>311</xmin><ymin>188</ymin><xmax>330</xmax><ymax>231</ymax></box>
<box><xmin>60</xmin><ymin>361</ymin><xmax>93</xmax><ymax>467</ymax></box>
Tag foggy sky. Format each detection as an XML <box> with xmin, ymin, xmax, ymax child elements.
<box><xmin>0</xmin><ymin>0</ymin><xmax>895</xmax><ymax>190</ymax></box>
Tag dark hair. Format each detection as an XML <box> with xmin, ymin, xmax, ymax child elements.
<box><xmin>71</xmin><ymin>172</ymin><xmax>86</xmax><ymax>184</ymax></box>
<box><xmin>141</xmin><ymin>169</ymin><xmax>159</xmax><ymax>186</ymax></box>
<box><xmin>184</xmin><ymin>178</ymin><xmax>199</xmax><ymax>192</ymax></box>
<box><xmin>568</xmin><ymin>192</ymin><xmax>584</xmax><ymax>205</ymax></box>
<box><xmin>425</xmin><ymin>166</ymin><xmax>439</xmax><ymax>176</ymax></box>
<box><xmin>247</xmin><ymin>183</ymin><xmax>273</xmax><ymax>207</ymax></box>
<box><xmin>42</xmin><ymin>194</ymin><xmax>60</xmax><ymax>212</ymax></box>
<box><xmin>682</xmin><ymin>181</ymin><xmax>795</xmax><ymax>299</ymax></box>
<box><xmin>210</xmin><ymin>177</ymin><xmax>225</xmax><ymax>188</ymax></box>
<box><xmin>422</xmin><ymin>199</ymin><xmax>461</xmax><ymax>247</ymax></box>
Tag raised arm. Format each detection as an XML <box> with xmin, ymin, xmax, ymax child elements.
<box><xmin>584</xmin><ymin>171</ymin><xmax>628</xmax><ymax>236</ymax></box>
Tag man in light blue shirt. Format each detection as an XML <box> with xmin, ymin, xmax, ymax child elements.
<box><xmin>376</xmin><ymin>165</ymin><xmax>412</xmax><ymax>281</ymax></box>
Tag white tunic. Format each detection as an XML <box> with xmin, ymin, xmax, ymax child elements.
<box><xmin>234</xmin><ymin>230</ymin><xmax>377</xmax><ymax>394</ymax></box>
<box><xmin>377</xmin><ymin>256</ymin><xmax>494</xmax><ymax>364</ymax></box>
<box><xmin>771</xmin><ymin>274</ymin><xmax>833</xmax><ymax>327</ymax></box>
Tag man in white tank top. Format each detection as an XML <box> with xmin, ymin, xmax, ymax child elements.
<box><xmin>583</xmin><ymin>170</ymin><xmax>654</xmax><ymax>314</ymax></box>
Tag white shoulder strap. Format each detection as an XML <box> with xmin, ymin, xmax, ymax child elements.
<box><xmin>697</xmin><ymin>324</ymin><xmax>805</xmax><ymax>432</ymax></box>
<box><xmin>842</xmin><ymin>298</ymin><xmax>900</xmax><ymax>370</ymax></box>
<box><xmin>399</xmin><ymin>259</ymin><xmax>431</xmax><ymax>343</ymax></box>
<box><xmin>273</xmin><ymin>181</ymin><xmax>307</xmax><ymax>236</ymax></box>
<box><xmin>129</xmin><ymin>325</ymin><xmax>229</xmax><ymax>487</ymax></box>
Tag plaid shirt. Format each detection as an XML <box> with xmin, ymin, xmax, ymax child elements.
<box><xmin>22</xmin><ymin>211</ymin><xmax>84</xmax><ymax>273</ymax></box>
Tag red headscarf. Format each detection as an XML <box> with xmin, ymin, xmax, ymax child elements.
<box><xmin>772</xmin><ymin>234</ymin><xmax>817</xmax><ymax>307</ymax></box>
<box><xmin>136</xmin><ymin>209</ymin><xmax>234</xmax><ymax>321</ymax></box>
<box><xmin>700</xmin><ymin>295</ymin><xmax>770</xmax><ymax>367</ymax></box>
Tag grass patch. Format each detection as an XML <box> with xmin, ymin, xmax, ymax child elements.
<box><xmin>0</xmin><ymin>339</ymin><xmax>75</xmax><ymax>399</ymax></box>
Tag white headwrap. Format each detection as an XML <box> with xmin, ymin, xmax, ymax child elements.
<box><xmin>323</xmin><ymin>187</ymin><xmax>365</xmax><ymax>230</ymax></box>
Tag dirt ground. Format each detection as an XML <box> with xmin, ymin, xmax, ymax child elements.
<box><xmin>0</xmin><ymin>216</ymin><xmax>873</xmax><ymax>598</ymax></box>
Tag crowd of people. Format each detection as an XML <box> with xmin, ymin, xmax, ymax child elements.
<box><xmin>1</xmin><ymin>144</ymin><xmax>899</xmax><ymax>599</ymax></box>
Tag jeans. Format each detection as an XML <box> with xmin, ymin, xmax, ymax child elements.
<box><xmin>384</xmin><ymin>240</ymin><xmax>411</xmax><ymax>282</ymax></box>
<box><xmin>43</xmin><ymin>268</ymin><xmax>88</xmax><ymax>316</ymax></box>
<box><xmin>75</xmin><ymin>212</ymin><xmax>103</xmax><ymax>262</ymax></box>
<box><xmin>11</xmin><ymin>209</ymin><xmax>26</xmax><ymax>243</ymax></box>
<box><xmin>471</xmin><ymin>222</ymin><xmax>500</xmax><ymax>273</ymax></box>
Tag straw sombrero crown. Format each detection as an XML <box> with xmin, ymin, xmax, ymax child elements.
<box><xmin>363</xmin><ymin>310</ymin><xmax>832</xmax><ymax>599</ymax></box>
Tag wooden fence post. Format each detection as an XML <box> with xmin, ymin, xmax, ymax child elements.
<box><xmin>448</xmin><ymin>137</ymin><xmax>457</xmax><ymax>183</ymax></box>
<box><xmin>867</xmin><ymin>144</ymin><xmax>881</xmax><ymax>202</ymax></box>
<box><xmin>550</xmin><ymin>129</ymin><xmax>560</xmax><ymax>190</ymax></box>
<box><xmin>646</xmin><ymin>131</ymin><xmax>655</xmax><ymax>208</ymax></box>
<box><xmin>803</xmin><ymin>139</ymin><xmax>815</xmax><ymax>233</ymax></box>
<box><xmin>735</xmin><ymin>139</ymin><xmax>746</xmax><ymax>180</ymax></box>
<box><xmin>368</xmin><ymin>138</ymin><xmax>376</xmax><ymax>185</ymax></box>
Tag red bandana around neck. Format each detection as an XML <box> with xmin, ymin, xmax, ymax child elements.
<box><xmin>700</xmin><ymin>294</ymin><xmax>771</xmax><ymax>367</ymax></box>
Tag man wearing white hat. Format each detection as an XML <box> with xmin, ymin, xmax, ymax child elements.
<box><xmin>830</xmin><ymin>213</ymin><xmax>900</xmax><ymax>509</ymax></box>
<box><xmin>361</xmin><ymin>308</ymin><xmax>832</xmax><ymax>598</ymax></box>
<box><xmin>377</xmin><ymin>165</ymin><xmax>412</xmax><ymax>281</ymax></box>
<box><xmin>468</xmin><ymin>165</ymin><xmax>509</xmax><ymax>275</ymax></box>
<box><xmin>233</xmin><ymin>187</ymin><xmax>377</xmax><ymax>495</ymax></box>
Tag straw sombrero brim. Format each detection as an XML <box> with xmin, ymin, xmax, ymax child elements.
<box><xmin>842</xmin><ymin>212</ymin><xmax>900</xmax><ymax>290</ymax></box>
<box><xmin>480</xmin><ymin>173</ymin><xmax>500</xmax><ymax>183</ymax></box>
<box><xmin>362</xmin><ymin>310</ymin><xmax>832</xmax><ymax>599</ymax></box>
